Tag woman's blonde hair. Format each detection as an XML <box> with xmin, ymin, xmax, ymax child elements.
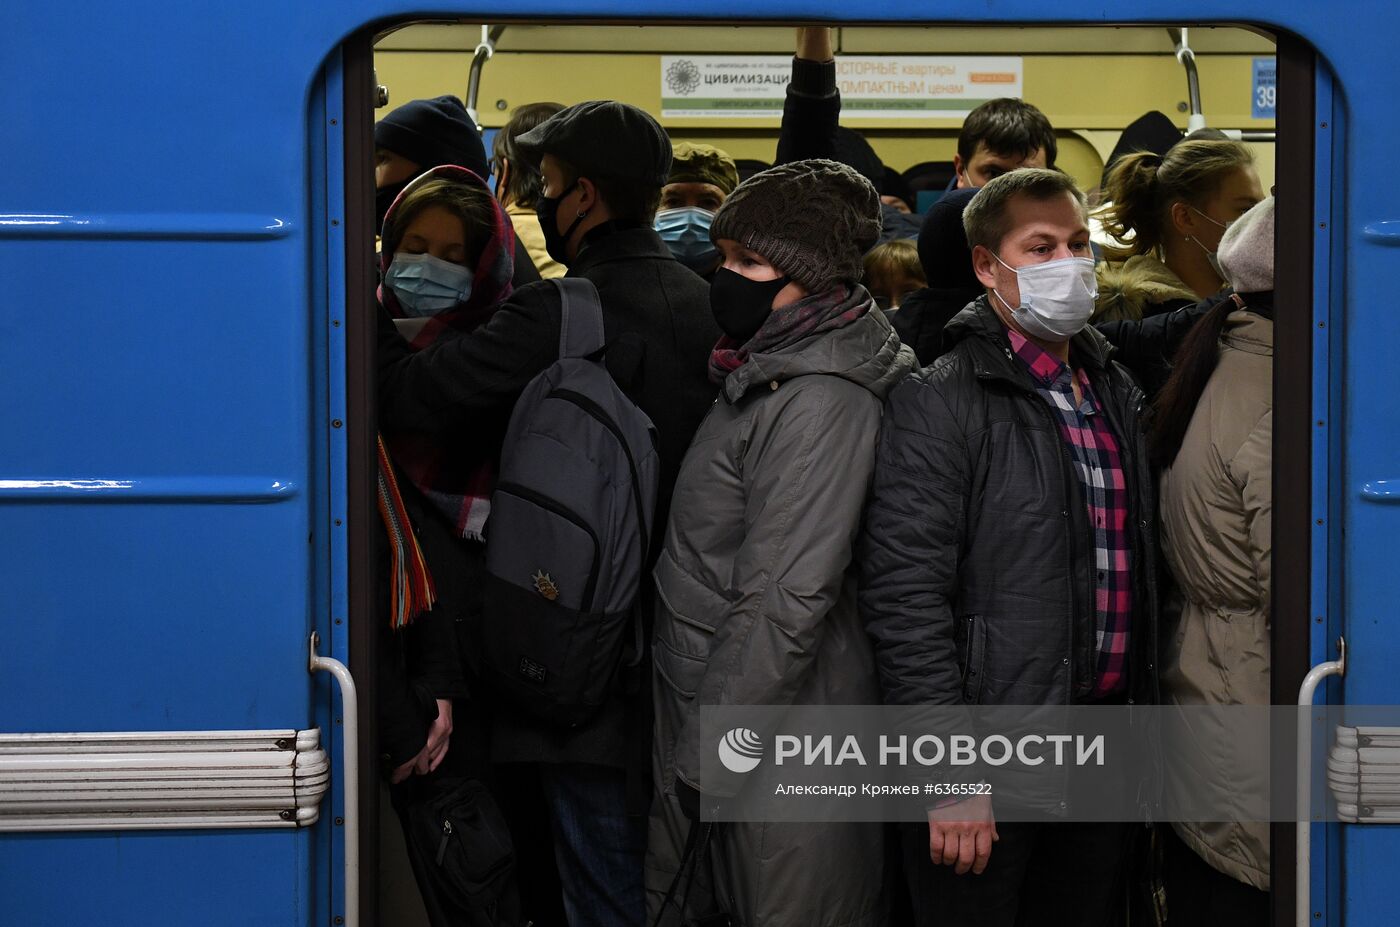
<box><xmin>1099</xmin><ymin>139</ymin><xmax>1254</xmax><ymax>259</ymax></box>
<box><xmin>863</xmin><ymin>238</ymin><xmax>924</xmax><ymax>284</ymax></box>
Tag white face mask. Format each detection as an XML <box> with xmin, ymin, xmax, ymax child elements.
<box><xmin>991</xmin><ymin>253</ymin><xmax>1098</xmax><ymax>341</ymax></box>
<box><xmin>1188</xmin><ymin>206</ymin><xmax>1231</xmax><ymax>279</ymax></box>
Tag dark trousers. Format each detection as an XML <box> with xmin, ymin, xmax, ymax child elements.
<box><xmin>901</xmin><ymin>819</ymin><xmax>1133</xmax><ymax>927</ymax></box>
<box><xmin>1162</xmin><ymin>826</ymin><xmax>1268</xmax><ymax>927</ymax></box>
<box><xmin>537</xmin><ymin>762</ymin><xmax>647</xmax><ymax>927</ymax></box>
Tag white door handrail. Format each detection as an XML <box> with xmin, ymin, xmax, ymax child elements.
<box><xmin>1297</xmin><ymin>637</ymin><xmax>1346</xmax><ymax>927</ymax></box>
<box><xmin>310</xmin><ymin>631</ymin><xmax>359</xmax><ymax>927</ymax></box>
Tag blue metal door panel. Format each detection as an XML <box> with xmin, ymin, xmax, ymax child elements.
<box><xmin>4</xmin><ymin>2</ymin><xmax>1400</xmax><ymax>925</ymax></box>
<box><xmin>1</xmin><ymin>4</ymin><xmax>333</xmax><ymax>924</ymax></box>
<box><xmin>0</xmin><ymin>832</ymin><xmax>312</xmax><ymax>926</ymax></box>
<box><xmin>0</xmin><ymin>504</ymin><xmax>311</xmax><ymax>731</ymax></box>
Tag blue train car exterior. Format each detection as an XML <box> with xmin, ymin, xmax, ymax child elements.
<box><xmin>0</xmin><ymin>2</ymin><xmax>1393</xmax><ymax>924</ymax></box>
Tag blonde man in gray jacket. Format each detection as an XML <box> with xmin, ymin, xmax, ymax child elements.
<box><xmin>645</xmin><ymin>159</ymin><xmax>916</xmax><ymax>927</ymax></box>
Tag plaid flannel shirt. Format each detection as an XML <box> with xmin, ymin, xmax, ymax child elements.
<box><xmin>1008</xmin><ymin>329</ymin><xmax>1132</xmax><ymax>698</ymax></box>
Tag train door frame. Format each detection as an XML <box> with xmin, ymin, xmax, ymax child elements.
<box><xmin>1274</xmin><ymin>30</ymin><xmax>1324</xmax><ymax>927</ymax></box>
<box><xmin>338</xmin><ymin>24</ymin><xmax>383</xmax><ymax>924</ymax></box>
<box><xmin>335</xmin><ymin>18</ymin><xmax>1329</xmax><ymax>927</ymax></box>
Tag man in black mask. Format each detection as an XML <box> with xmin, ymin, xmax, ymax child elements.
<box><xmin>376</xmin><ymin>100</ymin><xmax>718</xmax><ymax>927</ymax></box>
<box><xmin>374</xmin><ymin>94</ymin><xmax>540</xmax><ymax>287</ymax></box>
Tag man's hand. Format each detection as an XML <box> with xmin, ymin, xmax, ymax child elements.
<box><xmin>795</xmin><ymin>26</ymin><xmax>834</xmax><ymax>62</ymax></box>
<box><xmin>927</xmin><ymin>794</ymin><xmax>998</xmax><ymax>875</ymax></box>
<box><xmin>390</xmin><ymin>699</ymin><xmax>454</xmax><ymax>784</ymax></box>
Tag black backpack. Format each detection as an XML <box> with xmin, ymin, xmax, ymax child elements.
<box><xmin>479</xmin><ymin>278</ymin><xmax>659</xmax><ymax>726</ymax></box>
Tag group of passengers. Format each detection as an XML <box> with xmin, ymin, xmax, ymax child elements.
<box><xmin>369</xmin><ymin>24</ymin><xmax>1273</xmax><ymax>927</ymax></box>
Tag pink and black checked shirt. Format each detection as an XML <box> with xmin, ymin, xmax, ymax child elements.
<box><xmin>1008</xmin><ymin>330</ymin><xmax>1132</xmax><ymax>698</ymax></box>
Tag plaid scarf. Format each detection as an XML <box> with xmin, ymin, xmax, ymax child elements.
<box><xmin>377</xmin><ymin>165</ymin><xmax>516</xmax><ymax>626</ymax></box>
<box><xmin>709</xmin><ymin>284</ymin><xmax>870</xmax><ymax>385</ymax></box>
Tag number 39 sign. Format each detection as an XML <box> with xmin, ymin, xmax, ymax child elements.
<box><xmin>1253</xmin><ymin>57</ymin><xmax>1277</xmax><ymax>119</ymax></box>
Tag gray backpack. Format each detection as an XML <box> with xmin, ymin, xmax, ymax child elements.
<box><xmin>479</xmin><ymin>278</ymin><xmax>659</xmax><ymax>726</ymax></box>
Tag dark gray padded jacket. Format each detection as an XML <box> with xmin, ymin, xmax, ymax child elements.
<box><xmin>859</xmin><ymin>297</ymin><xmax>1162</xmax><ymax>712</ymax></box>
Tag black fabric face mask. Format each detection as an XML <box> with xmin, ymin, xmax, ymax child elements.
<box><xmin>375</xmin><ymin>180</ymin><xmax>411</xmax><ymax>233</ymax></box>
<box><xmin>709</xmin><ymin>268</ymin><xmax>789</xmax><ymax>343</ymax></box>
<box><xmin>535</xmin><ymin>181</ymin><xmax>586</xmax><ymax>266</ymax></box>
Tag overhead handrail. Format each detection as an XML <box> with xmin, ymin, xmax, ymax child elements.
<box><xmin>465</xmin><ymin>25</ymin><xmax>506</xmax><ymax>131</ymax></box>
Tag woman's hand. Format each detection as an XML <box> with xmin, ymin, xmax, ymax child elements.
<box><xmin>415</xmin><ymin>699</ymin><xmax>453</xmax><ymax>774</ymax></box>
<box><xmin>389</xmin><ymin>699</ymin><xmax>454</xmax><ymax>784</ymax></box>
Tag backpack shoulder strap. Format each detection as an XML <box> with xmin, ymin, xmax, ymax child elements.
<box><xmin>551</xmin><ymin>277</ymin><xmax>606</xmax><ymax>359</ymax></box>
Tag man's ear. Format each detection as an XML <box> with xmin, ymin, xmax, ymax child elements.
<box><xmin>575</xmin><ymin>176</ymin><xmax>599</xmax><ymax>216</ymax></box>
<box><xmin>972</xmin><ymin>244</ymin><xmax>999</xmax><ymax>289</ymax></box>
<box><xmin>952</xmin><ymin>153</ymin><xmax>967</xmax><ymax>188</ymax></box>
<box><xmin>494</xmin><ymin>158</ymin><xmax>510</xmax><ymax>201</ymax></box>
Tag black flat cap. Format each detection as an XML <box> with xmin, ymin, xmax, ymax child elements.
<box><xmin>515</xmin><ymin>100</ymin><xmax>672</xmax><ymax>187</ymax></box>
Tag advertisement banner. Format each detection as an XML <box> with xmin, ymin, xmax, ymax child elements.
<box><xmin>660</xmin><ymin>55</ymin><xmax>1024</xmax><ymax>119</ymax></box>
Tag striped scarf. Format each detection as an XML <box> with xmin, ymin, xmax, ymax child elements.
<box><xmin>376</xmin><ymin>165</ymin><xmax>516</xmax><ymax>627</ymax></box>
<box><xmin>377</xmin><ymin>437</ymin><xmax>436</xmax><ymax>629</ymax></box>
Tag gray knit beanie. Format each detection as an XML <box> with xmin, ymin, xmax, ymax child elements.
<box><xmin>710</xmin><ymin>159</ymin><xmax>881</xmax><ymax>292</ymax></box>
<box><xmin>1217</xmin><ymin>195</ymin><xmax>1274</xmax><ymax>294</ymax></box>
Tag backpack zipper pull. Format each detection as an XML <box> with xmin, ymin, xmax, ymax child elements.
<box><xmin>435</xmin><ymin>819</ymin><xmax>453</xmax><ymax>865</ymax></box>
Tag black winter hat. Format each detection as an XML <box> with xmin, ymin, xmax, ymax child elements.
<box><xmin>374</xmin><ymin>95</ymin><xmax>488</xmax><ymax>180</ymax></box>
<box><xmin>711</xmin><ymin>159</ymin><xmax>881</xmax><ymax>293</ymax></box>
<box><xmin>832</xmin><ymin>127</ymin><xmax>885</xmax><ymax>189</ymax></box>
<box><xmin>917</xmin><ymin>188</ymin><xmax>981</xmax><ymax>292</ymax></box>
<box><xmin>514</xmin><ymin>101</ymin><xmax>672</xmax><ymax>186</ymax></box>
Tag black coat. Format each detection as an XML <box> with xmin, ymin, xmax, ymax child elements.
<box><xmin>895</xmin><ymin>290</ymin><xmax>1226</xmax><ymax>395</ymax></box>
<box><xmin>1095</xmin><ymin>292</ymin><xmax>1228</xmax><ymax>398</ymax></box>
<box><xmin>375</xmin><ymin>474</ymin><xmax>476</xmax><ymax>771</ymax></box>
<box><xmin>859</xmin><ymin>297</ymin><xmax>1161</xmax><ymax>710</ymax></box>
<box><xmin>377</xmin><ymin>224</ymin><xmax>719</xmax><ymax>768</ymax></box>
<box><xmin>889</xmin><ymin>285</ymin><xmax>981</xmax><ymax>367</ymax></box>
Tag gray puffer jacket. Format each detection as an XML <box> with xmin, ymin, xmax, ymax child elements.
<box><xmin>645</xmin><ymin>302</ymin><xmax>914</xmax><ymax>927</ymax></box>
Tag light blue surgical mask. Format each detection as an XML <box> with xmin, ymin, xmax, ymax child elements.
<box><xmin>654</xmin><ymin>207</ymin><xmax>719</xmax><ymax>272</ymax></box>
<box><xmin>384</xmin><ymin>252</ymin><xmax>474</xmax><ymax>316</ymax></box>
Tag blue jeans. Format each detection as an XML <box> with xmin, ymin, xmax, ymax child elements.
<box><xmin>537</xmin><ymin>763</ymin><xmax>647</xmax><ymax>927</ymax></box>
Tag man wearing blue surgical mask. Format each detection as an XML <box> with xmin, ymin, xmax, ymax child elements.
<box><xmin>654</xmin><ymin>141</ymin><xmax>739</xmax><ymax>278</ymax></box>
<box><xmin>860</xmin><ymin>168</ymin><xmax>1161</xmax><ymax>927</ymax></box>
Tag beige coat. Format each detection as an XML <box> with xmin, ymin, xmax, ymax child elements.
<box><xmin>1158</xmin><ymin>310</ymin><xmax>1273</xmax><ymax>890</ymax></box>
<box><xmin>505</xmin><ymin>202</ymin><xmax>566</xmax><ymax>279</ymax></box>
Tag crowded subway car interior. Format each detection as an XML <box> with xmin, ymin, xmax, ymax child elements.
<box><xmin>7</xmin><ymin>5</ymin><xmax>1384</xmax><ymax>927</ymax></box>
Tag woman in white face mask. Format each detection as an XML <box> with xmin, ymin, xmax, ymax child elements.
<box><xmin>1094</xmin><ymin>138</ymin><xmax>1263</xmax><ymax>322</ymax></box>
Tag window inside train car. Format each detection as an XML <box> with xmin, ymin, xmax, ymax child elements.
<box><xmin>365</xmin><ymin>22</ymin><xmax>1283</xmax><ymax>927</ymax></box>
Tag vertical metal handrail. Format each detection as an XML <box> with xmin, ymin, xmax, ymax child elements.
<box><xmin>465</xmin><ymin>25</ymin><xmax>506</xmax><ymax>131</ymax></box>
<box><xmin>1167</xmin><ymin>27</ymin><xmax>1207</xmax><ymax>133</ymax></box>
<box><xmin>1296</xmin><ymin>637</ymin><xmax>1345</xmax><ymax>927</ymax></box>
<box><xmin>311</xmin><ymin>631</ymin><xmax>359</xmax><ymax>927</ymax></box>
